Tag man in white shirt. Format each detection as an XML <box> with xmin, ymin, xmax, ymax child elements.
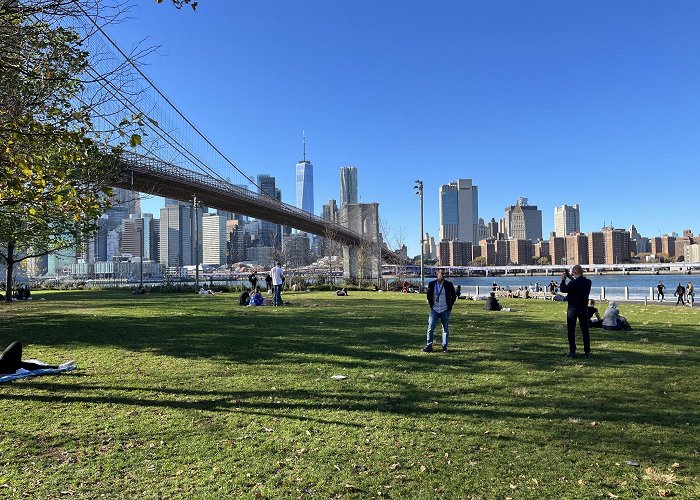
<box><xmin>423</xmin><ymin>270</ymin><xmax>457</xmax><ymax>353</ymax></box>
<box><xmin>270</xmin><ymin>262</ymin><xmax>285</xmax><ymax>306</ymax></box>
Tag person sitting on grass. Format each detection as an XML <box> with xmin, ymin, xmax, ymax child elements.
<box><xmin>0</xmin><ymin>341</ymin><xmax>75</xmax><ymax>375</ymax></box>
<box><xmin>247</xmin><ymin>287</ymin><xmax>264</xmax><ymax>306</ymax></box>
<box><xmin>336</xmin><ymin>287</ymin><xmax>349</xmax><ymax>296</ymax></box>
<box><xmin>587</xmin><ymin>299</ymin><xmax>602</xmax><ymax>328</ymax></box>
<box><xmin>238</xmin><ymin>288</ymin><xmax>250</xmax><ymax>306</ymax></box>
<box><xmin>602</xmin><ymin>301</ymin><xmax>632</xmax><ymax>331</ymax></box>
<box><xmin>484</xmin><ymin>292</ymin><xmax>502</xmax><ymax>311</ymax></box>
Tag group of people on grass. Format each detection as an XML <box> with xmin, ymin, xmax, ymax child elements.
<box><xmin>239</xmin><ymin>262</ymin><xmax>285</xmax><ymax>307</ymax></box>
<box><xmin>421</xmin><ymin>265</ymin><xmax>634</xmax><ymax>357</ymax></box>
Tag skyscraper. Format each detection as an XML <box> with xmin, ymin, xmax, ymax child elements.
<box><xmin>159</xmin><ymin>204</ymin><xmax>192</xmax><ymax>267</ymax></box>
<box><xmin>201</xmin><ymin>213</ymin><xmax>227</xmax><ymax>266</ymax></box>
<box><xmin>257</xmin><ymin>174</ymin><xmax>282</xmax><ymax>248</ymax></box>
<box><xmin>438</xmin><ymin>179</ymin><xmax>479</xmax><ymax>243</ymax></box>
<box><xmin>503</xmin><ymin>198</ymin><xmax>542</xmax><ymax>241</ymax></box>
<box><xmin>296</xmin><ymin>134</ymin><xmax>314</xmax><ymax>214</ymax></box>
<box><xmin>339</xmin><ymin>166</ymin><xmax>358</xmax><ymax>208</ymax></box>
<box><xmin>554</xmin><ymin>204</ymin><xmax>580</xmax><ymax>237</ymax></box>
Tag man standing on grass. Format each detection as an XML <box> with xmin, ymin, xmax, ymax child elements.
<box><xmin>423</xmin><ymin>269</ymin><xmax>457</xmax><ymax>353</ymax></box>
<box><xmin>270</xmin><ymin>262</ymin><xmax>285</xmax><ymax>306</ymax></box>
<box><xmin>560</xmin><ymin>264</ymin><xmax>592</xmax><ymax>358</ymax></box>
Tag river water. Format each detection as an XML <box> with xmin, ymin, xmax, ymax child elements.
<box><xmin>445</xmin><ymin>274</ymin><xmax>698</xmax><ymax>301</ymax></box>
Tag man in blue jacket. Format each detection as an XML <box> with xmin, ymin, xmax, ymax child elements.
<box><xmin>423</xmin><ymin>270</ymin><xmax>457</xmax><ymax>353</ymax></box>
<box><xmin>560</xmin><ymin>265</ymin><xmax>592</xmax><ymax>358</ymax></box>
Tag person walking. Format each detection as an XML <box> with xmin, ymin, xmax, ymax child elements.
<box><xmin>270</xmin><ymin>262</ymin><xmax>285</xmax><ymax>306</ymax></box>
<box><xmin>674</xmin><ymin>282</ymin><xmax>685</xmax><ymax>306</ymax></box>
<box><xmin>657</xmin><ymin>281</ymin><xmax>666</xmax><ymax>302</ymax></box>
<box><xmin>657</xmin><ymin>281</ymin><xmax>665</xmax><ymax>302</ymax></box>
<box><xmin>422</xmin><ymin>270</ymin><xmax>457</xmax><ymax>353</ymax></box>
<box><xmin>686</xmin><ymin>282</ymin><xmax>695</xmax><ymax>307</ymax></box>
<box><xmin>560</xmin><ymin>265</ymin><xmax>592</xmax><ymax>358</ymax></box>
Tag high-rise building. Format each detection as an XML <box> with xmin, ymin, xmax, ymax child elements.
<box><xmin>439</xmin><ymin>240</ymin><xmax>472</xmax><ymax>266</ymax></box>
<box><xmin>565</xmin><ymin>233</ymin><xmax>589</xmax><ymax>265</ymax></box>
<box><xmin>423</xmin><ymin>233</ymin><xmax>436</xmax><ymax>260</ymax></box>
<box><xmin>661</xmin><ymin>235</ymin><xmax>676</xmax><ymax>258</ymax></box>
<box><xmin>477</xmin><ymin>218</ymin><xmax>488</xmax><ymax>242</ymax></box>
<box><xmin>226</xmin><ymin>219</ymin><xmax>246</xmax><ymax>265</ymax></box>
<box><xmin>487</xmin><ymin>218</ymin><xmax>500</xmax><ymax>239</ymax></box>
<box><xmin>257</xmin><ymin>174</ymin><xmax>282</xmax><ymax>248</ymax></box>
<box><xmin>549</xmin><ymin>234</ymin><xmax>566</xmax><ymax>266</ymax></box>
<box><xmin>588</xmin><ymin>232</ymin><xmax>605</xmax><ymax>264</ymax></box>
<box><xmin>508</xmin><ymin>239</ymin><xmax>533</xmax><ymax>265</ymax></box>
<box><xmin>120</xmin><ymin>213</ymin><xmax>156</xmax><ymax>260</ymax></box>
<box><xmin>322</xmin><ymin>199</ymin><xmax>339</xmax><ymax>223</ymax></box>
<box><xmin>602</xmin><ymin>227</ymin><xmax>631</xmax><ymax>264</ymax></box>
<box><xmin>296</xmin><ymin>137</ymin><xmax>314</xmax><ymax>215</ymax></box>
<box><xmin>201</xmin><ymin>213</ymin><xmax>227</xmax><ymax>266</ymax></box>
<box><xmin>438</xmin><ymin>179</ymin><xmax>478</xmax><ymax>243</ymax></box>
<box><xmin>534</xmin><ymin>240</ymin><xmax>550</xmax><ymax>262</ymax></box>
<box><xmin>554</xmin><ymin>204</ymin><xmax>580</xmax><ymax>237</ymax></box>
<box><xmin>159</xmin><ymin>204</ymin><xmax>192</xmax><ymax>267</ymax></box>
<box><xmin>503</xmin><ymin>198</ymin><xmax>542</xmax><ymax>241</ymax></box>
<box><xmin>339</xmin><ymin>166</ymin><xmax>358</xmax><ymax>208</ymax></box>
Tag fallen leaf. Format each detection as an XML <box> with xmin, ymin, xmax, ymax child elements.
<box><xmin>658</xmin><ymin>489</ymin><xmax>674</xmax><ymax>497</ymax></box>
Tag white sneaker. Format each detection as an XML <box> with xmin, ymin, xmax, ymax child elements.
<box><xmin>59</xmin><ymin>360</ymin><xmax>76</xmax><ymax>370</ymax></box>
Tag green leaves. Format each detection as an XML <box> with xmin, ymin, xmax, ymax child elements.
<box><xmin>129</xmin><ymin>134</ymin><xmax>142</xmax><ymax>148</ymax></box>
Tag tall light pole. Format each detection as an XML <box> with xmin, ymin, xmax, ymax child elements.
<box><xmin>193</xmin><ymin>194</ymin><xmax>200</xmax><ymax>290</ymax></box>
<box><xmin>138</xmin><ymin>223</ymin><xmax>144</xmax><ymax>289</ymax></box>
<box><xmin>414</xmin><ymin>180</ymin><xmax>424</xmax><ymax>292</ymax></box>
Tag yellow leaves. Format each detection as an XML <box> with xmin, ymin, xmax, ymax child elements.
<box><xmin>642</xmin><ymin>467</ymin><xmax>677</xmax><ymax>484</ymax></box>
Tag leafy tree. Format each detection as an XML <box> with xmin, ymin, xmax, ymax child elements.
<box><xmin>0</xmin><ymin>6</ymin><xmax>123</xmax><ymax>299</ymax></box>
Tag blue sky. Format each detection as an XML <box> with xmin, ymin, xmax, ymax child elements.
<box><xmin>108</xmin><ymin>1</ymin><xmax>700</xmax><ymax>256</ymax></box>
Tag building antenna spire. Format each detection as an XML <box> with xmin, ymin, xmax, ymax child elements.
<box><xmin>302</xmin><ymin>130</ymin><xmax>306</xmax><ymax>162</ymax></box>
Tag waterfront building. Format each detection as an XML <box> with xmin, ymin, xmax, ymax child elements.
<box><xmin>439</xmin><ymin>240</ymin><xmax>472</xmax><ymax>266</ymax></box>
<box><xmin>201</xmin><ymin>213</ymin><xmax>227</xmax><ymax>266</ymax></box>
<box><xmin>650</xmin><ymin>237</ymin><xmax>662</xmax><ymax>255</ymax></box>
<box><xmin>661</xmin><ymin>235</ymin><xmax>676</xmax><ymax>258</ymax></box>
<box><xmin>565</xmin><ymin>233</ymin><xmax>589</xmax><ymax>265</ymax></box>
<box><xmin>602</xmin><ymin>227</ymin><xmax>631</xmax><ymax>264</ymax></box>
<box><xmin>438</xmin><ymin>179</ymin><xmax>478</xmax><ymax>244</ymax></box>
<box><xmin>534</xmin><ymin>240</ymin><xmax>550</xmax><ymax>261</ymax></box>
<box><xmin>245</xmin><ymin>246</ymin><xmax>274</xmax><ymax>265</ymax></box>
<box><xmin>549</xmin><ymin>234</ymin><xmax>566</xmax><ymax>266</ymax></box>
<box><xmin>159</xmin><ymin>204</ymin><xmax>192</xmax><ymax>268</ymax></box>
<box><xmin>588</xmin><ymin>232</ymin><xmax>605</xmax><ymax>264</ymax></box>
<box><xmin>339</xmin><ymin>167</ymin><xmax>358</xmax><ymax>208</ymax></box>
<box><xmin>674</xmin><ymin>236</ymin><xmax>693</xmax><ymax>259</ymax></box>
<box><xmin>503</xmin><ymin>198</ymin><xmax>542</xmax><ymax>241</ymax></box>
<box><xmin>685</xmin><ymin>244</ymin><xmax>700</xmax><ymax>263</ymax></box>
<box><xmin>554</xmin><ymin>204</ymin><xmax>580</xmax><ymax>237</ymax></box>
<box><xmin>479</xmin><ymin>238</ymin><xmax>508</xmax><ymax>266</ymax></box>
<box><xmin>226</xmin><ymin>219</ymin><xmax>246</xmax><ymax>265</ymax></box>
<box><xmin>508</xmin><ymin>239</ymin><xmax>533</xmax><ymax>265</ymax></box>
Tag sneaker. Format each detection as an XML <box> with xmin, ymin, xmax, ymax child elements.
<box><xmin>422</xmin><ymin>344</ymin><xmax>433</xmax><ymax>353</ymax></box>
<box><xmin>442</xmin><ymin>345</ymin><xmax>448</xmax><ymax>353</ymax></box>
<box><xmin>566</xmin><ymin>352</ymin><xmax>577</xmax><ymax>358</ymax></box>
<box><xmin>59</xmin><ymin>360</ymin><xmax>76</xmax><ymax>370</ymax></box>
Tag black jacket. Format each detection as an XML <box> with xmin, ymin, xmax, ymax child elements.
<box><xmin>560</xmin><ymin>275</ymin><xmax>592</xmax><ymax>309</ymax></box>
<box><xmin>484</xmin><ymin>296</ymin><xmax>502</xmax><ymax>311</ymax></box>
<box><xmin>427</xmin><ymin>279</ymin><xmax>457</xmax><ymax>311</ymax></box>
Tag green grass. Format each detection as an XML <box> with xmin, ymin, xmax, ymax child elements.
<box><xmin>1</xmin><ymin>290</ymin><xmax>699</xmax><ymax>499</ymax></box>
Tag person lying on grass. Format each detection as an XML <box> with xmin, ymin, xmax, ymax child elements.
<box><xmin>0</xmin><ymin>341</ymin><xmax>75</xmax><ymax>375</ymax></box>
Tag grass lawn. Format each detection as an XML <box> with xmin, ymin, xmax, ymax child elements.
<box><xmin>1</xmin><ymin>290</ymin><xmax>699</xmax><ymax>499</ymax></box>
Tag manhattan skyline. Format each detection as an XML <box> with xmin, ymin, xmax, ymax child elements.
<box><xmin>109</xmin><ymin>1</ymin><xmax>700</xmax><ymax>256</ymax></box>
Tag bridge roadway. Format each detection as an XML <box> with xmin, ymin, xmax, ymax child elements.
<box><xmin>112</xmin><ymin>151</ymin><xmax>398</xmax><ymax>260</ymax></box>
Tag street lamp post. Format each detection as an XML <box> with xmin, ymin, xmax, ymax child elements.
<box><xmin>193</xmin><ymin>194</ymin><xmax>200</xmax><ymax>290</ymax></box>
<box><xmin>414</xmin><ymin>180</ymin><xmax>424</xmax><ymax>292</ymax></box>
<box><xmin>138</xmin><ymin>224</ymin><xmax>144</xmax><ymax>289</ymax></box>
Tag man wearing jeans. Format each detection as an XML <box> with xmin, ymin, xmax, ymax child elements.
<box><xmin>560</xmin><ymin>264</ymin><xmax>592</xmax><ymax>358</ymax></box>
<box><xmin>423</xmin><ymin>270</ymin><xmax>457</xmax><ymax>353</ymax></box>
<box><xmin>270</xmin><ymin>262</ymin><xmax>285</xmax><ymax>306</ymax></box>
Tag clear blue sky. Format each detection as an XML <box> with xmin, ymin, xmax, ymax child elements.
<box><xmin>108</xmin><ymin>1</ymin><xmax>700</xmax><ymax>256</ymax></box>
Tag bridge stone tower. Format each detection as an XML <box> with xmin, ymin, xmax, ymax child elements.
<box><xmin>342</xmin><ymin>203</ymin><xmax>381</xmax><ymax>283</ymax></box>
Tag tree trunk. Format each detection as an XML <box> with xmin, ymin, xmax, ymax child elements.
<box><xmin>4</xmin><ymin>240</ymin><xmax>15</xmax><ymax>302</ymax></box>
